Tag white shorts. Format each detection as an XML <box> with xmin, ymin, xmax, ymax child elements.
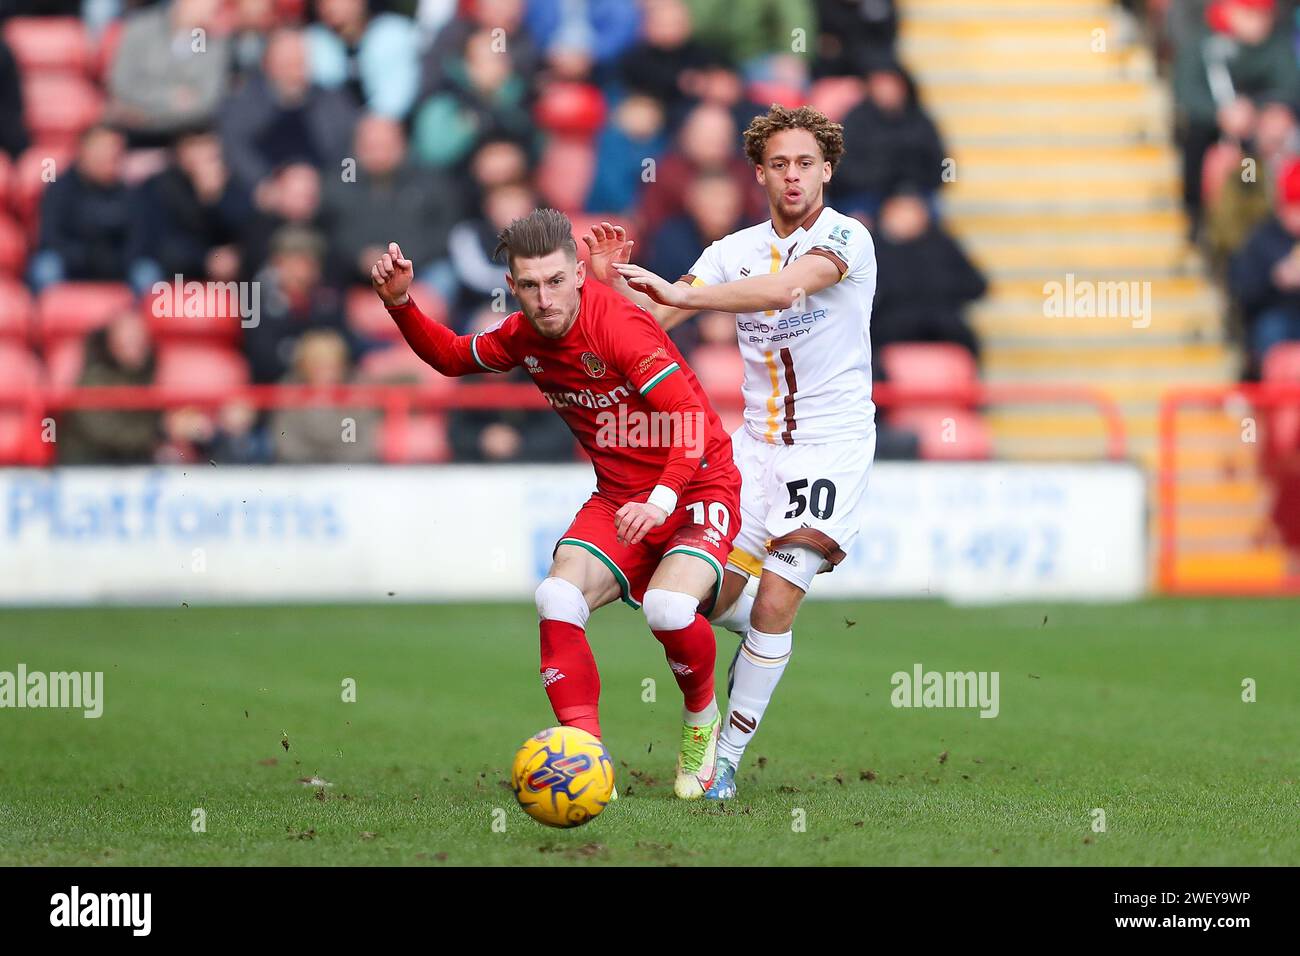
<box><xmin>728</xmin><ymin>426</ymin><xmax>876</xmax><ymax>592</ymax></box>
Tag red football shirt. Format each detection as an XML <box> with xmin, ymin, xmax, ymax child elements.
<box><xmin>386</xmin><ymin>277</ymin><xmax>736</xmax><ymax>505</ymax></box>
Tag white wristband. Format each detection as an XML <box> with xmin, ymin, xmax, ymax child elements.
<box><xmin>647</xmin><ymin>485</ymin><xmax>678</xmax><ymax>515</ymax></box>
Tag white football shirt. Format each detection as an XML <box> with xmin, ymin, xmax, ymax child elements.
<box><xmin>681</xmin><ymin>205</ymin><xmax>877</xmax><ymax>445</ymax></box>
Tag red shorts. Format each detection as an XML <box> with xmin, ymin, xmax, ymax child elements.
<box><xmin>555</xmin><ymin>468</ymin><xmax>741</xmax><ymax>611</ymax></box>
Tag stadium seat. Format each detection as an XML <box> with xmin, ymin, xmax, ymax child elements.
<box><xmin>155</xmin><ymin>343</ymin><xmax>250</xmax><ymax>397</ymax></box>
<box><xmin>808</xmin><ymin>77</ymin><xmax>866</xmax><ymax>123</ymax></box>
<box><xmin>0</xmin><ymin>211</ymin><xmax>26</xmax><ymax>277</ymax></box>
<box><xmin>888</xmin><ymin>406</ymin><xmax>992</xmax><ymax>461</ymax></box>
<box><xmin>355</xmin><ymin>344</ymin><xmax>454</xmax><ymax>394</ymax></box>
<box><xmin>22</xmin><ymin>72</ymin><xmax>104</xmax><ymax>148</ymax></box>
<box><xmin>567</xmin><ymin>213</ymin><xmax>614</xmax><ymax>261</ymax></box>
<box><xmin>0</xmin><ymin>151</ymin><xmax>11</xmax><ymax>210</ymax></box>
<box><xmin>0</xmin><ymin>278</ymin><xmax>34</xmax><ymax>341</ymax></box>
<box><xmin>346</xmin><ymin>282</ymin><xmax>442</xmax><ymax>343</ymax></box>
<box><xmin>94</xmin><ymin>18</ymin><xmax>123</xmax><ymax>85</ymax></box>
<box><xmin>1261</xmin><ymin>341</ymin><xmax>1300</xmax><ymax>382</ymax></box>
<box><xmin>44</xmin><ymin>336</ymin><xmax>85</xmax><ymax>389</ymax></box>
<box><xmin>880</xmin><ymin>342</ymin><xmax>980</xmax><ymax>404</ymax></box>
<box><xmin>36</xmin><ymin>282</ymin><xmax>135</xmax><ymax>347</ymax></box>
<box><xmin>746</xmin><ymin>82</ymin><xmax>804</xmax><ymax>111</ymax></box>
<box><xmin>380</xmin><ymin>411</ymin><xmax>451</xmax><ymax>463</ymax></box>
<box><xmin>3</xmin><ymin>17</ymin><xmax>94</xmax><ymax>75</ymax></box>
<box><xmin>12</xmin><ymin>143</ymin><xmax>76</xmax><ymax>235</ymax></box>
<box><xmin>0</xmin><ymin>341</ymin><xmax>44</xmax><ymax>398</ymax></box>
<box><xmin>536</xmin><ymin>136</ymin><xmax>596</xmax><ymax>213</ymax></box>
<box><xmin>0</xmin><ymin>409</ymin><xmax>49</xmax><ymax>466</ymax></box>
<box><xmin>534</xmin><ymin>82</ymin><xmax>606</xmax><ymax>137</ymax></box>
<box><xmin>142</xmin><ymin>282</ymin><xmax>245</xmax><ymax>345</ymax></box>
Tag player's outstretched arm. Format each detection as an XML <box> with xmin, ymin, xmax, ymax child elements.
<box><xmin>582</xmin><ymin>222</ymin><xmax>698</xmax><ymax>331</ymax></box>
<box><xmin>615</xmin><ymin>254</ymin><xmax>842</xmax><ymax>316</ymax></box>
<box><xmin>373</xmin><ymin>241</ymin><xmax>507</xmax><ymax>377</ymax></box>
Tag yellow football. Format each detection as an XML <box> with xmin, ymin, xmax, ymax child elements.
<box><xmin>511</xmin><ymin>726</ymin><xmax>615</xmax><ymax>828</ymax></box>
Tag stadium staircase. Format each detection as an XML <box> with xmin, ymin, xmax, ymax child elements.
<box><xmin>896</xmin><ymin>0</ymin><xmax>1290</xmax><ymax>589</ymax></box>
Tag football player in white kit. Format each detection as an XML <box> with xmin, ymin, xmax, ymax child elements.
<box><xmin>583</xmin><ymin>105</ymin><xmax>877</xmax><ymax>799</ymax></box>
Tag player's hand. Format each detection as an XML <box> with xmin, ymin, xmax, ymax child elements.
<box><xmin>613</xmin><ymin>262</ymin><xmax>688</xmax><ymax>308</ymax></box>
<box><xmin>614</xmin><ymin>501</ymin><xmax>668</xmax><ymax>546</ymax></box>
<box><xmin>371</xmin><ymin>241</ymin><xmax>414</xmax><ymax>307</ymax></box>
<box><xmin>581</xmin><ymin>221</ymin><xmax>634</xmax><ymax>283</ymax></box>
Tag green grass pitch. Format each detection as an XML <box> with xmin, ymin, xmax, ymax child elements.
<box><xmin>0</xmin><ymin>598</ymin><xmax>1296</xmax><ymax>866</ymax></box>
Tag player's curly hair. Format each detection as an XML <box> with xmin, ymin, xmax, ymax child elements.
<box><xmin>742</xmin><ymin>104</ymin><xmax>845</xmax><ymax>170</ymax></box>
<box><xmin>494</xmin><ymin>207</ymin><xmax>577</xmax><ymax>268</ymax></box>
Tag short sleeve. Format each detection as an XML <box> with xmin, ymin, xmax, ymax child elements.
<box><xmin>808</xmin><ymin>220</ymin><xmax>875</xmax><ymax>282</ymax></box>
<box><xmin>678</xmin><ymin>239</ymin><xmax>728</xmax><ymax>287</ymax></box>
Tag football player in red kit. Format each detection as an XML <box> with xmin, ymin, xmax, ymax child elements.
<box><xmin>371</xmin><ymin>208</ymin><xmax>744</xmax><ymax>799</ymax></box>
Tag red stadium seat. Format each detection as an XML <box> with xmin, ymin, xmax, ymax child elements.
<box><xmin>44</xmin><ymin>336</ymin><xmax>85</xmax><ymax>389</ymax></box>
<box><xmin>142</xmin><ymin>281</ymin><xmax>245</xmax><ymax>344</ymax></box>
<box><xmin>534</xmin><ymin>82</ymin><xmax>606</xmax><ymax>137</ymax></box>
<box><xmin>880</xmin><ymin>342</ymin><xmax>979</xmax><ymax>403</ymax></box>
<box><xmin>36</xmin><ymin>282</ymin><xmax>135</xmax><ymax>347</ymax></box>
<box><xmin>0</xmin><ymin>409</ymin><xmax>50</xmax><ymax>465</ymax></box>
<box><xmin>345</xmin><ymin>282</ymin><xmax>442</xmax><ymax>343</ymax></box>
<box><xmin>355</xmin><ymin>345</ymin><xmax>454</xmax><ymax>394</ymax></box>
<box><xmin>809</xmin><ymin>77</ymin><xmax>866</xmax><ymax>123</ymax></box>
<box><xmin>689</xmin><ymin>343</ymin><xmax>744</xmax><ymax>396</ymax></box>
<box><xmin>94</xmin><ymin>18</ymin><xmax>123</xmax><ymax>85</ymax></box>
<box><xmin>0</xmin><ymin>152</ymin><xmax>11</xmax><ymax>211</ymax></box>
<box><xmin>746</xmin><ymin>82</ymin><xmax>804</xmax><ymax>110</ymax></box>
<box><xmin>22</xmin><ymin>72</ymin><xmax>104</xmax><ymax>149</ymax></box>
<box><xmin>536</xmin><ymin>136</ymin><xmax>595</xmax><ymax>214</ymax></box>
<box><xmin>0</xmin><ymin>278</ymin><xmax>34</xmax><ymax>341</ymax></box>
<box><xmin>0</xmin><ymin>212</ymin><xmax>27</xmax><ymax>277</ymax></box>
<box><xmin>155</xmin><ymin>343</ymin><xmax>250</xmax><ymax>396</ymax></box>
<box><xmin>380</xmin><ymin>411</ymin><xmax>451</xmax><ymax>463</ymax></box>
<box><xmin>1261</xmin><ymin>342</ymin><xmax>1300</xmax><ymax>382</ymax></box>
<box><xmin>4</xmin><ymin>17</ymin><xmax>94</xmax><ymax>75</ymax></box>
<box><xmin>0</xmin><ymin>341</ymin><xmax>44</xmax><ymax>398</ymax></box>
<box><xmin>889</xmin><ymin>406</ymin><xmax>992</xmax><ymax>461</ymax></box>
<box><xmin>12</xmin><ymin>143</ymin><xmax>76</xmax><ymax>235</ymax></box>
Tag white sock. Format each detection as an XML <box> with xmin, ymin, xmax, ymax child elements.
<box><xmin>717</xmin><ymin>627</ymin><xmax>792</xmax><ymax>765</ymax></box>
<box><xmin>684</xmin><ymin>698</ymin><xmax>718</xmax><ymax>725</ymax></box>
<box><xmin>712</xmin><ymin>589</ymin><xmax>755</xmax><ymax>635</ymax></box>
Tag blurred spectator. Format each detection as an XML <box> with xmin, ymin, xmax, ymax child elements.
<box><xmin>833</xmin><ymin>61</ymin><xmax>944</xmax><ymax>218</ymax></box>
<box><xmin>620</xmin><ymin>0</ymin><xmax>715</xmax><ymax>116</ymax></box>
<box><xmin>446</xmin><ymin>180</ymin><xmax>532</xmax><ymax>330</ymax></box>
<box><xmin>271</xmin><ymin>329</ymin><xmax>379</xmax><ymax>463</ymax></box>
<box><xmin>245</xmin><ymin>226</ymin><xmax>350</xmax><ymax>384</ymax></box>
<box><xmin>467</xmin><ymin>134</ymin><xmax>535</xmax><ymax>193</ymax></box>
<box><xmin>106</xmin><ymin>0</ymin><xmax>232</xmax><ymax>146</ymax></box>
<box><xmin>57</xmin><ymin>309</ymin><xmax>160</xmax><ymax>465</ymax></box>
<box><xmin>525</xmin><ymin>0</ymin><xmax>642</xmax><ymax>79</ymax></box>
<box><xmin>448</xmin><ymin>308</ymin><xmax>576</xmax><ymax>463</ymax></box>
<box><xmin>1205</xmin><ymin>100</ymin><xmax>1298</xmax><ymax>275</ymax></box>
<box><xmin>683</xmin><ymin>0</ymin><xmax>813</xmax><ymax>82</ymax></box>
<box><xmin>1229</xmin><ymin>159</ymin><xmax>1300</xmax><ymax>367</ymax></box>
<box><xmin>227</xmin><ymin>0</ymin><xmax>278</xmax><ymax>87</ymax></box>
<box><xmin>812</xmin><ymin>0</ymin><xmax>896</xmax><ymax>79</ymax></box>
<box><xmin>240</xmin><ymin>162</ymin><xmax>322</xmax><ymax>280</ymax></box>
<box><xmin>307</xmin><ymin>0</ymin><xmax>421</xmax><ymax>120</ymax></box>
<box><xmin>639</xmin><ymin>101</ymin><xmax>767</xmax><ymax>236</ymax></box>
<box><xmin>1173</xmin><ymin>0</ymin><xmax>1299</xmax><ymax>233</ymax></box>
<box><xmin>208</xmin><ymin>400</ymin><xmax>273</xmax><ymax>463</ymax></box>
<box><xmin>218</xmin><ymin>28</ymin><xmax>360</xmax><ymax>191</ymax></box>
<box><xmin>129</xmin><ymin>129</ymin><xmax>254</xmax><ymax>289</ymax></box>
<box><xmin>422</xmin><ymin>0</ymin><xmax>541</xmax><ymax>94</ymax></box>
<box><xmin>411</xmin><ymin>26</ymin><xmax>534</xmax><ymax>170</ymax></box>
<box><xmin>29</xmin><ymin>125</ymin><xmax>133</xmax><ymax>292</ymax></box>
<box><xmin>871</xmin><ymin>191</ymin><xmax>985</xmax><ymax>373</ymax></box>
<box><xmin>321</xmin><ymin>115</ymin><xmax>459</xmax><ymax>295</ymax></box>
<box><xmin>0</xmin><ymin>37</ymin><xmax>28</xmax><ymax>159</ymax></box>
<box><xmin>586</xmin><ymin>93</ymin><xmax>668</xmax><ymax>213</ymax></box>
<box><xmin>645</xmin><ymin>169</ymin><xmax>746</xmax><ymax>316</ymax></box>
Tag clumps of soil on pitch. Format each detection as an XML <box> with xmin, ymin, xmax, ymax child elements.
<box><xmin>778</xmin><ymin>784</ymin><xmax>802</xmax><ymax>794</ymax></box>
<box><xmin>757</xmin><ymin>756</ymin><xmax>768</xmax><ymax>770</ymax></box>
<box><xmin>538</xmin><ymin>842</ymin><xmax>605</xmax><ymax>859</ymax></box>
<box><xmin>286</xmin><ymin>827</ymin><xmax>317</xmax><ymax>840</ymax></box>
<box><xmin>627</xmin><ymin>768</ymin><xmax>659</xmax><ymax>787</ymax></box>
<box><xmin>860</xmin><ymin>769</ymin><xmax>877</xmax><ymax>781</ymax></box>
<box><xmin>257</xmin><ymin>758</ymin><xmax>278</xmax><ymax>767</ymax></box>
<box><xmin>938</xmin><ymin>750</ymin><xmax>949</xmax><ymax>765</ymax></box>
<box><xmin>359</xmin><ymin>831</ymin><xmax>378</xmax><ymax>841</ymax></box>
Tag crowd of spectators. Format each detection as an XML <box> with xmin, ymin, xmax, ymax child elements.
<box><xmin>1</xmin><ymin>0</ymin><xmax>985</xmax><ymax>465</ymax></box>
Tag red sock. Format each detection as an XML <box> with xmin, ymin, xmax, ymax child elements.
<box><xmin>652</xmin><ymin>613</ymin><xmax>716</xmax><ymax>713</ymax></box>
<box><xmin>539</xmin><ymin>619</ymin><xmax>601</xmax><ymax>739</ymax></box>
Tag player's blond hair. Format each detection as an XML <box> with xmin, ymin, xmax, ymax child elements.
<box><xmin>743</xmin><ymin>104</ymin><xmax>845</xmax><ymax>170</ymax></box>
<box><xmin>494</xmin><ymin>207</ymin><xmax>577</xmax><ymax>269</ymax></box>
